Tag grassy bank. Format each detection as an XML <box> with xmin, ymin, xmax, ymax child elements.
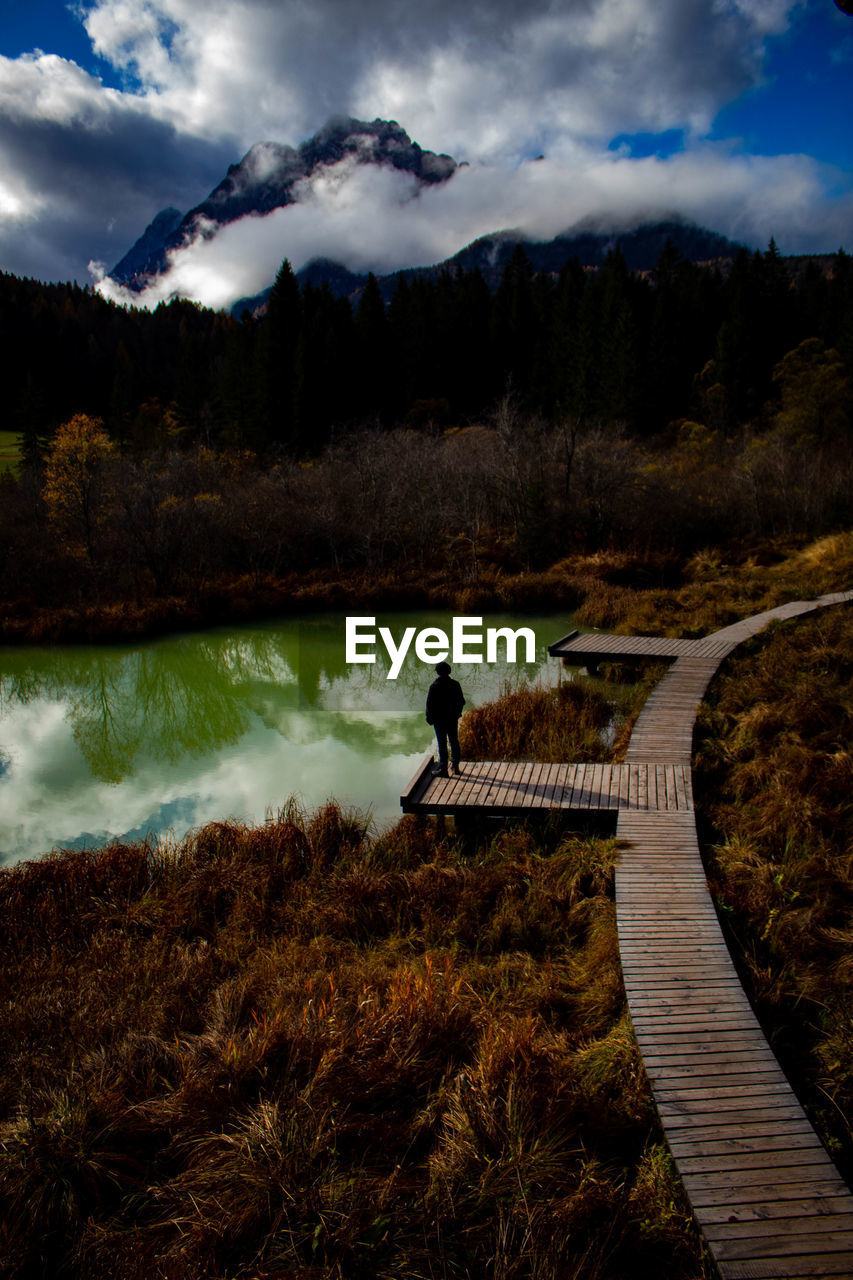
<box><xmin>0</xmin><ymin>682</ymin><xmax>712</xmax><ymax>1278</ymax></box>
<box><xmin>2</xmin><ymin>532</ymin><xmax>851</xmax><ymax>647</ymax></box>
<box><xmin>574</xmin><ymin>532</ymin><xmax>853</xmax><ymax>636</ymax></box>
<box><xmin>694</xmin><ymin>602</ymin><xmax>853</xmax><ymax>1184</ymax></box>
<box><xmin>458</xmin><ymin>671</ymin><xmax>661</xmax><ymax>765</ymax></box>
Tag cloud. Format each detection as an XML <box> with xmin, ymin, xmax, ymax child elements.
<box><xmin>0</xmin><ymin>50</ymin><xmax>233</xmax><ymax>280</ymax></box>
<box><xmin>0</xmin><ymin>0</ymin><xmax>842</xmax><ymax>289</ymax></box>
<box><xmin>94</xmin><ymin>138</ymin><xmax>853</xmax><ymax>312</ymax></box>
<box><xmin>78</xmin><ymin>0</ymin><xmax>802</xmax><ymax>158</ymax></box>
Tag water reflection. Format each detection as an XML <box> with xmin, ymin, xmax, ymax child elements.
<box><xmin>0</xmin><ymin>612</ymin><xmax>574</xmax><ymax>863</ymax></box>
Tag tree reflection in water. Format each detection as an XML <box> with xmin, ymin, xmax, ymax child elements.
<box><xmin>0</xmin><ymin>612</ymin><xmax>564</xmax><ymax>858</ymax></box>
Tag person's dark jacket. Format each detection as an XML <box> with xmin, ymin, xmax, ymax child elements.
<box><xmin>426</xmin><ymin>674</ymin><xmax>465</xmax><ymax>726</ymax></box>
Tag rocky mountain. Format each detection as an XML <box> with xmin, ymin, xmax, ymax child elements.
<box><xmin>109</xmin><ymin>116</ymin><xmax>457</xmax><ymax>289</ymax></box>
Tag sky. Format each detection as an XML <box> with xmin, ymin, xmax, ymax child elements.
<box><xmin>0</xmin><ymin>0</ymin><xmax>852</xmax><ymax>309</ymax></box>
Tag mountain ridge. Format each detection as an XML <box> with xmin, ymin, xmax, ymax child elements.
<box><xmin>230</xmin><ymin>217</ymin><xmax>749</xmax><ymax>317</ymax></box>
<box><xmin>110</xmin><ymin>116</ymin><xmax>457</xmax><ymax>288</ymax></box>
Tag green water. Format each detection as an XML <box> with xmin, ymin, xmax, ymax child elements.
<box><xmin>0</xmin><ymin>611</ymin><xmax>577</xmax><ymax>864</ymax></box>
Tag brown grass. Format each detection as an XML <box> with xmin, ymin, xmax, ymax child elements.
<box><xmin>0</xmin><ymin>793</ymin><xmax>711</xmax><ymax>1276</ymax></box>
<box><xmin>12</xmin><ymin>536</ymin><xmax>851</xmax><ymax>1275</ymax></box>
<box><xmin>575</xmin><ymin>532</ymin><xmax>853</xmax><ymax>638</ymax></box>
<box><xmin>458</xmin><ymin>665</ymin><xmax>662</xmax><ymax>767</ymax></box>
<box><xmin>4</xmin><ymin>531</ymin><xmax>852</xmax><ymax>648</ymax></box>
<box><xmin>694</xmin><ymin>601</ymin><xmax>853</xmax><ymax>1182</ymax></box>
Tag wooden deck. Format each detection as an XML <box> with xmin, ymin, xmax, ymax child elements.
<box><xmin>401</xmin><ymin>588</ymin><xmax>853</xmax><ymax>1277</ymax></box>
<box><xmin>614</xmin><ymin>590</ymin><xmax>853</xmax><ymax>1279</ymax></box>
<box><xmin>548</xmin><ymin>627</ymin><xmax>735</xmax><ymax>665</ymax></box>
<box><xmin>401</xmin><ymin>758</ymin><xmax>693</xmax><ymax>815</ymax></box>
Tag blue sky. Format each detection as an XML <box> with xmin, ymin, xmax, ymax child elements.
<box><xmin>611</xmin><ymin>3</ymin><xmax>853</xmax><ymax>169</ymax></box>
<box><xmin>0</xmin><ymin>1</ymin><xmax>112</xmax><ymax>81</ymax></box>
<box><xmin>0</xmin><ymin>0</ymin><xmax>851</xmax><ymax>301</ymax></box>
<box><xmin>712</xmin><ymin>3</ymin><xmax>853</xmax><ymax>168</ymax></box>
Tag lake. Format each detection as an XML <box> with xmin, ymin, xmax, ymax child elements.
<box><xmin>0</xmin><ymin>611</ymin><xmax>578</xmax><ymax>864</ymax></box>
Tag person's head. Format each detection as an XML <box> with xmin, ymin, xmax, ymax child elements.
<box><xmin>435</xmin><ymin>661</ymin><xmax>451</xmax><ymax>677</ymax></box>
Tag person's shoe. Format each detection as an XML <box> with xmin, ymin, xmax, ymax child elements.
<box><xmin>435</xmin><ymin>767</ymin><xmax>449</xmax><ymax>778</ymax></box>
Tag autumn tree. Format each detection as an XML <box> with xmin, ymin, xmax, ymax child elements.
<box><xmin>43</xmin><ymin>414</ymin><xmax>117</xmax><ymax>565</ymax></box>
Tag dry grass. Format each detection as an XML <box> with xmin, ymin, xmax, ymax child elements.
<box><xmin>14</xmin><ymin>536</ymin><xmax>851</xmax><ymax>1275</ymax></box>
<box><xmin>459</xmin><ymin>681</ymin><xmax>614</xmax><ymax>764</ymax></box>
<box><xmin>458</xmin><ymin>669</ymin><xmax>659</xmax><ymax>768</ymax></box>
<box><xmin>0</xmin><ymin>756</ymin><xmax>712</xmax><ymax>1278</ymax></box>
<box><xmin>5</xmin><ymin>530</ymin><xmax>852</xmax><ymax>648</ymax></box>
<box><xmin>575</xmin><ymin>532</ymin><xmax>853</xmax><ymax>638</ymax></box>
<box><xmin>694</xmin><ymin>602</ymin><xmax>853</xmax><ymax>1183</ymax></box>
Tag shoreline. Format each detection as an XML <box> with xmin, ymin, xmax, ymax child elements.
<box><xmin>0</xmin><ymin>566</ymin><xmax>588</xmax><ymax>647</ymax></box>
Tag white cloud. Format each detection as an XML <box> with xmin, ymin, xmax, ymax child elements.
<box><xmin>0</xmin><ymin>49</ymin><xmax>233</xmax><ymax>280</ymax></box>
<box><xmin>76</xmin><ymin>0</ymin><xmax>802</xmax><ymax>157</ymax></box>
<box><xmin>0</xmin><ymin>0</ymin><xmax>844</xmax><ymax>289</ymax></box>
<box><xmin>95</xmin><ymin>140</ymin><xmax>853</xmax><ymax>312</ymax></box>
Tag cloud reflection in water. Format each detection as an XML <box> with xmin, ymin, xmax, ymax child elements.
<box><xmin>0</xmin><ymin>612</ymin><xmax>566</xmax><ymax>863</ymax></box>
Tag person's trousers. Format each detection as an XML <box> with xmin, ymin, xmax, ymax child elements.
<box><xmin>433</xmin><ymin>720</ymin><xmax>460</xmax><ymax>771</ymax></box>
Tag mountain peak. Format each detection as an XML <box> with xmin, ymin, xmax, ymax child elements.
<box><xmin>109</xmin><ymin>117</ymin><xmax>457</xmax><ymax>289</ymax></box>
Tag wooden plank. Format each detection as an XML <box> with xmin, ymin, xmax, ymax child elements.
<box><xmin>682</xmin><ymin>1162</ymin><xmax>844</xmax><ymax>1191</ymax></box>
<box><xmin>638</xmin><ymin>763</ymin><xmax>648</xmax><ymax>810</ymax></box>
<box><xmin>545</xmin><ymin>761</ymin><xmax>568</xmax><ymax>807</ymax></box>
<box><xmin>473</xmin><ymin>762</ymin><xmax>501</xmax><ymax>808</ymax></box>
<box><xmin>489</xmin><ymin>760</ymin><xmax>516</xmax><ymax>809</ymax></box>
<box><xmin>569</xmin><ymin>762</ymin><xmax>588</xmax><ymax>808</ymax></box>
<box><xmin>618</xmin><ymin>762</ymin><xmax>630</xmax><ymax>809</ymax></box>
<box><xmin>523</xmin><ymin>760</ymin><xmax>545</xmax><ymax>807</ymax></box>
<box><xmin>466</xmin><ymin>762</ymin><xmax>496</xmax><ymax>809</ymax></box>
<box><xmin>690</xmin><ymin>1181</ymin><xmax>852</xmax><ymax>1211</ymax></box>
<box><xmin>504</xmin><ymin>757</ymin><xmax>532</xmax><ymax>808</ymax></box>
<box><xmin>628</xmin><ymin>763</ymin><xmax>639</xmax><ymax>809</ymax></box>
<box><xmin>654</xmin><ymin>763</ymin><xmax>666</xmax><ymax>810</ymax></box>
<box><xmin>716</xmin><ymin>1250</ymin><xmax>853</xmax><ymax>1277</ymax></box>
<box><xmin>670</xmin><ymin>1131</ymin><xmax>823</xmax><ymax>1158</ymax></box>
<box><xmin>587</xmin><ymin>762</ymin><xmax>604</xmax><ymax>809</ymax></box>
<box><xmin>708</xmin><ymin>1218</ymin><xmax>853</xmax><ymax>1244</ymax></box>
<box><xmin>698</xmin><ymin>1197</ymin><xmax>853</xmax><ymax>1223</ymax></box>
<box><xmin>654</xmin><ymin>1080</ymin><xmax>795</xmax><ymax>1102</ymax></box>
<box><xmin>502</xmin><ymin>761</ymin><xmax>529</xmax><ymax>809</ymax></box>
<box><xmin>485</xmin><ymin>760</ymin><xmax>511</xmax><ymax>809</ymax></box>
<box><xmin>559</xmin><ymin>762</ymin><xmax>578</xmax><ymax>808</ymax></box>
<box><xmin>475</xmin><ymin>760</ymin><xmax>501</xmax><ymax>807</ymax></box>
<box><xmin>678</xmin><ymin>1149</ymin><xmax>833</xmax><ymax>1176</ymax></box>
<box><xmin>426</xmin><ymin>770</ymin><xmax>454</xmax><ymax>806</ymax></box>
<box><xmin>663</xmin><ymin>1108</ymin><xmax>811</xmax><ymax>1132</ymax></box>
<box><xmin>400</xmin><ymin>752</ymin><xmax>436</xmax><ymax>808</ymax></box>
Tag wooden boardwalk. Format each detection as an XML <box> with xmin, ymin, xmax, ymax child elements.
<box><xmin>548</xmin><ymin>627</ymin><xmax>734</xmax><ymax>664</ymax></box>
<box><xmin>401</xmin><ymin>757</ymin><xmax>694</xmax><ymax>816</ymax></box>
<box><xmin>401</xmin><ymin>588</ymin><xmax>853</xmax><ymax>1278</ymax></box>
<box><xmin>615</xmin><ymin>590</ymin><xmax>853</xmax><ymax>1279</ymax></box>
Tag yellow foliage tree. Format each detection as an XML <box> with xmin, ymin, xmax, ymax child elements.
<box><xmin>43</xmin><ymin>414</ymin><xmax>117</xmax><ymax>564</ymax></box>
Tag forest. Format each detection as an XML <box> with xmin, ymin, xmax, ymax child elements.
<box><xmin>0</xmin><ymin>239</ymin><xmax>851</xmax><ymax>639</ymax></box>
<box><xmin>4</xmin><ymin>239</ymin><xmax>853</xmax><ymax>452</ymax></box>
<box><xmin>2</xmin><ymin>241</ymin><xmax>853</xmax><ymax>1277</ymax></box>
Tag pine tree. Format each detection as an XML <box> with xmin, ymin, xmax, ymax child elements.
<box><xmin>262</xmin><ymin>259</ymin><xmax>302</xmax><ymax>450</ymax></box>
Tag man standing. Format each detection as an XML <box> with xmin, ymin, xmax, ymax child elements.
<box><xmin>426</xmin><ymin>661</ymin><xmax>465</xmax><ymax>778</ymax></box>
